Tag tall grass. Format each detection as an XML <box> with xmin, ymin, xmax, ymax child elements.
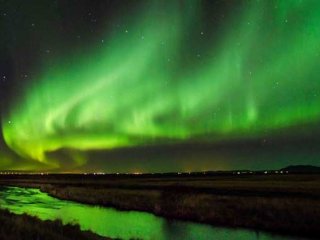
<box><xmin>0</xmin><ymin>209</ymin><xmax>111</xmax><ymax>240</ymax></box>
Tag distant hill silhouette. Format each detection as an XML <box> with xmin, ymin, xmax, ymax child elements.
<box><xmin>281</xmin><ymin>165</ymin><xmax>320</xmax><ymax>173</ymax></box>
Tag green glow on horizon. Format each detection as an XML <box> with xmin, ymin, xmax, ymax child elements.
<box><xmin>2</xmin><ymin>0</ymin><xmax>320</xmax><ymax>168</ymax></box>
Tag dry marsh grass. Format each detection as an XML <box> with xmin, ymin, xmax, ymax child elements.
<box><xmin>0</xmin><ymin>209</ymin><xmax>110</xmax><ymax>240</ymax></box>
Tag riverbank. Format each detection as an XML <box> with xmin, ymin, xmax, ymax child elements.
<box><xmin>1</xmin><ymin>173</ymin><xmax>319</xmax><ymax>239</ymax></box>
<box><xmin>0</xmin><ymin>208</ymin><xmax>112</xmax><ymax>240</ymax></box>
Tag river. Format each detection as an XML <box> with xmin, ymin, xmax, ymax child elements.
<box><xmin>0</xmin><ymin>186</ymin><xmax>306</xmax><ymax>240</ymax></box>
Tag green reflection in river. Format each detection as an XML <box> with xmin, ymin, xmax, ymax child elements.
<box><xmin>0</xmin><ymin>187</ymin><xmax>304</xmax><ymax>240</ymax></box>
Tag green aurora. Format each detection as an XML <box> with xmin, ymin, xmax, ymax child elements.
<box><xmin>1</xmin><ymin>0</ymin><xmax>320</xmax><ymax>171</ymax></box>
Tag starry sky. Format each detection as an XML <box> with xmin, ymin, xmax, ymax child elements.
<box><xmin>0</xmin><ymin>0</ymin><xmax>320</xmax><ymax>172</ymax></box>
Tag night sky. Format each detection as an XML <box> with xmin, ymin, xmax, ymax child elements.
<box><xmin>1</xmin><ymin>0</ymin><xmax>320</xmax><ymax>172</ymax></box>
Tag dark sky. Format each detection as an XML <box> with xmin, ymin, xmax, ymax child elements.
<box><xmin>1</xmin><ymin>0</ymin><xmax>320</xmax><ymax>172</ymax></box>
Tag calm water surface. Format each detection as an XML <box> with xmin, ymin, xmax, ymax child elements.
<box><xmin>0</xmin><ymin>186</ymin><xmax>306</xmax><ymax>240</ymax></box>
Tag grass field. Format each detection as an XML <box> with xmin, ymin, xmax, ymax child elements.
<box><xmin>0</xmin><ymin>208</ymin><xmax>111</xmax><ymax>240</ymax></box>
<box><xmin>1</xmin><ymin>173</ymin><xmax>319</xmax><ymax>239</ymax></box>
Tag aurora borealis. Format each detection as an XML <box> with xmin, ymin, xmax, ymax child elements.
<box><xmin>1</xmin><ymin>0</ymin><xmax>320</xmax><ymax>172</ymax></box>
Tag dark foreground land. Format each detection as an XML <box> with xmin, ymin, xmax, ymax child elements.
<box><xmin>0</xmin><ymin>209</ymin><xmax>110</xmax><ymax>240</ymax></box>
<box><xmin>1</xmin><ymin>173</ymin><xmax>320</xmax><ymax>239</ymax></box>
